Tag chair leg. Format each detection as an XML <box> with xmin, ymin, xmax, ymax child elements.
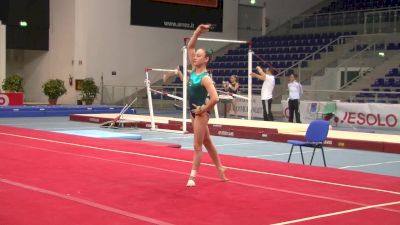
<box><xmin>299</xmin><ymin>146</ymin><xmax>305</xmax><ymax>165</ymax></box>
<box><xmin>288</xmin><ymin>145</ymin><xmax>294</xmax><ymax>163</ymax></box>
<box><xmin>321</xmin><ymin>146</ymin><xmax>327</xmax><ymax>167</ymax></box>
<box><xmin>310</xmin><ymin>147</ymin><xmax>316</xmax><ymax>165</ymax></box>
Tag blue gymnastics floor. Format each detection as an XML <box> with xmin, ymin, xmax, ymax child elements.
<box><xmin>55</xmin><ymin>129</ymin><xmax>142</xmax><ymax>140</ymax></box>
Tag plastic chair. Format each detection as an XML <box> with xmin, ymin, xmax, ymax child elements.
<box><xmin>287</xmin><ymin>120</ymin><xmax>330</xmax><ymax>167</ymax></box>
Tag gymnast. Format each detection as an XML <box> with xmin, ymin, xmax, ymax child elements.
<box><xmin>185</xmin><ymin>24</ymin><xmax>228</xmax><ymax>187</ymax></box>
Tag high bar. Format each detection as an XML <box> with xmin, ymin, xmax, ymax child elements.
<box><xmin>196</xmin><ymin>37</ymin><xmax>248</xmax><ymax>44</ymax></box>
<box><xmin>151</xmin><ymin>89</ymin><xmax>183</xmax><ymax>101</ymax></box>
<box><xmin>146</xmin><ymin>68</ymin><xmax>177</xmax><ymax>73</ymax></box>
<box><xmin>217</xmin><ymin>90</ymin><xmax>249</xmax><ymax>100</ymax></box>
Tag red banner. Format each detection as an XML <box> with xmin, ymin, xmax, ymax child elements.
<box><xmin>153</xmin><ymin>0</ymin><xmax>218</xmax><ymax>7</ymax></box>
<box><xmin>0</xmin><ymin>92</ymin><xmax>24</xmax><ymax>106</ymax></box>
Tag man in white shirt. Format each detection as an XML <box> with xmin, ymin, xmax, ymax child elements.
<box><xmin>250</xmin><ymin>66</ymin><xmax>275</xmax><ymax>121</ymax></box>
<box><xmin>288</xmin><ymin>73</ymin><xmax>303</xmax><ymax>123</ymax></box>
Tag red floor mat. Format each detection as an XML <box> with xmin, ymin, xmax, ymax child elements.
<box><xmin>0</xmin><ymin>125</ymin><xmax>400</xmax><ymax>225</ymax></box>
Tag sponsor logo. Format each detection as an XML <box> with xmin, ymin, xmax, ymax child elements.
<box><xmin>0</xmin><ymin>94</ymin><xmax>10</xmax><ymax>106</ymax></box>
<box><xmin>217</xmin><ymin>130</ymin><xmax>234</xmax><ymax>137</ymax></box>
<box><xmin>340</xmin><ymin>112</ymin><xmax>398</xmax><ymax>128</ymax></box>
<box><xmin>283</xmin><ymin>107</ymin><xmax>289</xmax><ymax>118</ymax></box>
<box><xmin>163</xmin><ymin>21</ymin><xmax>195</xmax><ymax>29</ymax></box>
<box><xmin>146</xmin><ymin>123</ymin><xmax>158</xmax><ymax>128</ymax></box>
<box><xmin>89</xmin><ymin>118</ymin><xmax>100</xmax><ymax>123</ymax></box>
<box><xmin>324</xmin><ymin>140</ymin><xmax>332</xmax><ymax>145</ymax></box>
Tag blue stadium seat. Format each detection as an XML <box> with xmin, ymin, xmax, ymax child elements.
<box><xmin>372</xmin><ymin>78</ymin><xmax>384</xmax><ymax>87</ymax></box>
<box><xmin>386</xmin><ymin>68</ymin><xmax>399</xmax><ymax>77</ymax></box>
<box><xmin>387</xmin><ymin>43</ymin><xmax>399</xmax><ymax>50</ymax></box>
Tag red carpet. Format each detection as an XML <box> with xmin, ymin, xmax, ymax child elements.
<box><xmin>0</xmin><ymin>125</ymin><xmax>399</xmax><ymax>225</ymax></box>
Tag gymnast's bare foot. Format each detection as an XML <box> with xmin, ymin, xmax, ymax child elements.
<box><xmin>186</xmin><ymin>176</ymin><xmax>196</xmax><ymax>187</ymax></box>
<box><xmin>218</xmin><ymin>166</ymin><xmax>229</xmax><ymax>182</ymax></box>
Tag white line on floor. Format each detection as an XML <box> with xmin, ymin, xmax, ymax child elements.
<box><xmin>5</xmin><ymin>142</ymin><xmax>399</xmax><ymax>214</ymax></box>
<box><xmin>0</xmin><ymin>178</ymin><xmax>173</xmax><ymax>225</ymax></box>
<box><xmin>339</xmin><ymin>160</ymin><xmax>400</xmax><ymax>169</ymax></box>
<box><xmin>1</xmin><ymin>131</ymin><xmax>399</xmax><ymax>196</ymax></box>
<box><xmin>247</xmin><ymin>149</ymin><xmax>339</xmax><ymax>158</ymax></box>
<box><xmin>271</xmin><ymin>200</ymin><xmax>400</xmax><ymax>225</ymax></box>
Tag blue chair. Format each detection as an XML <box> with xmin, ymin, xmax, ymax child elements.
<box><xmin>287</xmin><ymin>120</ymin><xmax>330</xmax><ymax>167</ymax></box>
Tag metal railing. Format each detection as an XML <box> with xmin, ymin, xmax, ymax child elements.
<box><xmin>297</xmin><ymin>89</ymin><xmax>400</xmax><ymax>103</ymax></box>
<box><xmin>286</xmin><ymin>6</ymin><xmax>400</xmax><ymax>32</ymax></box>
<box><xmin>364</xmin><ymin>8</ymin><xmax>400</xmax><ymax>34</ymax></box>
<box><xmin>100</xmin><ymin>30</ymin><xmax>400</xmax><ymax>106</ymax></box>
<box><xmin>279</xmin><ymin>33</ymin><xmax>397</xmax><ymax>78</ymax></box>
<box><xmin>101</xmin><ymin>81</ymin><xmax>400</xmax><ymax>108</ymax></box>
<box><xmin>101</xmin><ymin>85</ymin><xmax>142</xmax><ymax>106</ymax></box>
<box><xmin>101</xmin><ymin>84</ymin><xmax>185</xmax><ymax>108</ymax></box>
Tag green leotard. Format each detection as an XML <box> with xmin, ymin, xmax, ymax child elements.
<box><xmin>188</xmin><ymin>71</ymin><xmax>209</xmax><ymax>110</ymax></box>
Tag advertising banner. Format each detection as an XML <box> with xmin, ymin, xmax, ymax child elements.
<box><xmin>235</xmin><ymin>95</ymin><xmax>263</xmax><ymax>118</ymax></box>
<box><xmin>280</xmin><ymin>100</ymin><xmax>400</xmax><ymax>131</ymax></box>
<box><xmin>0</xmin><ymin>92</ymin><xmax>23</xmax><ymax>106</ymax></box>
<box><xmin>334</xmin><ymin>102</ymin><xmax>399</xmax><ymax>130</ymax></box>
<box><xmin>153</xmin><ymin>0</ymin><xmax>218</xmax><ymax>7</ymax></box>
<box><xmin>131</xmin><ymin>0</ymin><xmax>223</xmax><ymax>31</ymax></box>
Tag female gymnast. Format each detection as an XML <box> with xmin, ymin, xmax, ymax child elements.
<box><xmin>223</xmin><ymin>74</ymin><xmax>239</xmax><ymax>117</ymax></box>
<box><xmin>186</xmin><ymin>24</ymin><xmax>227</xmax><ymax>187</ymax></box>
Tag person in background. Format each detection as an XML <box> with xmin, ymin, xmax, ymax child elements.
<box><xmin>223</xmin><ymin>75</ymin><xmax>239</xmax><ymax>117</ymax></box>
<box><xmin>162</xmin><ymin>65</ymin><xmax>189</xmax><ymax>83</ymax></box>
<box><xmin>250</xmin><ymin>66</ymin><xmax>275</xmax><ymax>121</ymax></box>
<box><xmin>287</xmin><ymin>73</ymin><xmax>303</xmax><ymax>123</ymax></box>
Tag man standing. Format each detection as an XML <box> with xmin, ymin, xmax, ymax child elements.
<box><xmin>288</xmin><ymin>73</ymin><xmax>303</xmax><ymax>123</ymax></box>
<box><xmin>250</xmin><ymin>66</ymin><xmax>275</xmax><ymax>121</ymax></box>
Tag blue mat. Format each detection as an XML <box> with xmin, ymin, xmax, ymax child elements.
<box><xmin>0</xmin><ymin>105</ymin><xmax>136</xmax><ymax>118</ymax></box>
<box><xmin>55</xmin><ymin>130</ymin><xmax>142</xmax><ymax>140</ymax></box>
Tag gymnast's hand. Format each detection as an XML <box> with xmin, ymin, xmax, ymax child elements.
<box><xmin>191</xmin><ymin>104</ymin><xmax>205</xmax><ymax>115</ymax></box>
<box><xmin>195</xmin><ymin>24</ymin><xmax>210</xmax><ymax>34</ymax></box>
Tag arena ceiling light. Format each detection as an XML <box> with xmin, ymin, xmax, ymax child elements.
<box><xmin>19</xmin><ymin>20</ymin><xmax>28</xmax><ymax>28</ymax></box>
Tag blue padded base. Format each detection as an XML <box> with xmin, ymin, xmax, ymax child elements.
<box><xmin>0</xmin><ymin>105</ymin><xmax>136</xmax><ymax>118</ymax></box>
<box><xmin>55</xmin><ymin>130</ymin><xmax>142</xmax><ymax>140</ymax></box>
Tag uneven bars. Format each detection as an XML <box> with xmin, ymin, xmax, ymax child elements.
<box><xmin>194</xmin><ymin>37</ymin><xmax>248</xmax><ymax>44</ymax></box>
<box><xmin>151</xmin><ymin>89</ymin><xmax>183</xmax><ymax>101</ymax></box>
<box><xmin>247</xmin><ymin>49</ymin><xmax>253</xmax><ymax>120</ymax></box>
<box><xmin>145</xmin><ymin>71</ymin><xmax>156</xmax><ymax>130</ymax></box>
<box><xmin>146</xmin><ymin>68</ymin><xmax>177</xmax><ymax>73</ymax></box>
<box><xmin>217</xmin><ymin>90</ymin><xmax>249</xmax><ymax>100</ymax></box>
<box><xmin>182</xmin><ymin>46</ymin><xmax>188</xmax><ymax>133</ymax></box>
<box><xmin>120</xmin><ymin>97</ymin><xmax>137</xmax><ymax>116</ymax></box>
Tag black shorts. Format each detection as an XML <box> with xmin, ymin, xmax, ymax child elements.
<box><xmin>189</xmin><ymin>104</ymin><xmax>210</xmax><ymax>118</ymax></box>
